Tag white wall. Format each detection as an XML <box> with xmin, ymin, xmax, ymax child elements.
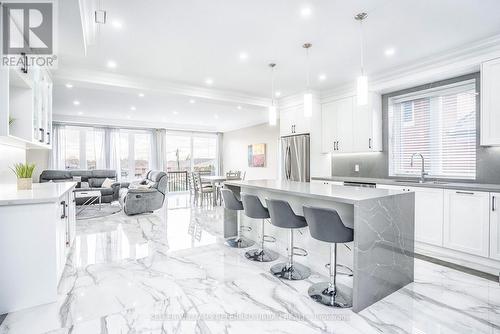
<box><xmin>223</xmin><ymin>123</ymin><xmax>279</xmax><ymax>180</ymax></box>
<box><xmin>0</xmin><ymin>143</ymin><xmax>26</xmax><ymax>184</ymax></box>
<box><xmin>26</xmin><ymin>149</ymin><xmax>50</xmax><ymax>183</ymax></box>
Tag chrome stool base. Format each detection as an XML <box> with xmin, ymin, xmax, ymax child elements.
<box><xmin>245</xmin><ymin>248</ymin><xmax>279</xmax><ymax>262</ymax></box>
<box><xmin>270</xmin><ymin>262</ymin><xmax>311</xmax><ymax>280</ymax></box>
<box><xmin>225</xmin><ymin>237</ymin><xmax>255</xmax><ymax>248</ymax></box>
<box><xmin>308</xmin><ymin>282</ymin><xmax>352</xmax><ymax>308</ymax></box>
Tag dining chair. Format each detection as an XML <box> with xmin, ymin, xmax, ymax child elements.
<box><xmin>194</xmin><ymin>172</ymin><xmax>214</xmax><ymax>206</ymax></box>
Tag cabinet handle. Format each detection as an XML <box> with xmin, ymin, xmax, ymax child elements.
<box><xmin>493</xmin><ymin>196</ymin><xmax>497</xmax><ymax>212</ymax></box>
<box><xmin>456</xmin><ymin>191</ymin><xmax>474</xmax><ymax>195</ymax></box>
<box><xmin>39</xmin><ymin>128</ymin><xmax>44</xmax><ymax>142</ymax></box>
<box><xmin>46</xmin><ymin>132</ymin><xmax>50</xmax><ymax>145</ymax></box>
<box><xmin>369</xmin><ymin>138</ymin><xmax>372</xmax><ymax>149</ymax></box>
<box><xmin>60</xmin><ymin>200</ymin><xmax>66</xmax><ymax>219</ymax></box>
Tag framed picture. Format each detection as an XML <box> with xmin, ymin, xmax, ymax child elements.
<box><xmin>247</xmin><ymin>143</ymin><xmax>266</xmax><ymax>167</ymax></box>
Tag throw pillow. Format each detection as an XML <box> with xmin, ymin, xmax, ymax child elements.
<box><xmin>80</xmin><ymin>181</ymin><xmax>90</xmax><ymax>189</ymax></box>
<box><xmin>101</xmin><ymin>178</ymin><xmax>114</xmax><ymax>188</ymax></box>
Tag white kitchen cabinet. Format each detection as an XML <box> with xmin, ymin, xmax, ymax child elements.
<box><xmin>353</xmin><ymin>94</ymin><xmax>382</xmax><ymax>152</ymax></box>
<box><xmin>377</xmin><ymin>184</ymin><xmax>444</xmax><ymax>246</ymax></box>
<box><xmin>443</xmin><ymin>190</ymin><xmax>490</xmax><ymax>257</ymax></box>
<box><xmin>0</xmin><ymin>65</ymin><xmax>52</xmax><ymax>149</ymax></box>
<box><xmin>280</xmin><ymin>105</ymin><xmax>311</xmax><ymax>137</ymax></box>
<box><xmin>321</xmin><ymin>93</ymin><xmax>381</xmax><ymax>153</ymax></box>
<box><xmin>481</xmin><ymin>57</ymin><xmax>500</xmax><ymax>146</ymax></box>
<box><xmin>321</xmin><ymin>96</ymin><xmax>353</xmax><ymax>153</ymax></box>
<box><xmin>490</xmin><ymin>192</ymin><xmax>500</xmax><ymax>261</ymax></box>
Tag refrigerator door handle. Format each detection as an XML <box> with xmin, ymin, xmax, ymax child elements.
<box><xmin>286</xmin><ymin>145</ymin><xmax>291</xmax><ymax>180</ymax></box>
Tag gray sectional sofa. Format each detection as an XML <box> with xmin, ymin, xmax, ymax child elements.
<box><xmin>119</xmin><ymin>170</ymin><xmax>168</xmax><ymax>215</ymax></box>
<box><xmin>39</xmin><ymin>170</ymin><xmax>121</xmax><ymax>205</ymax></box>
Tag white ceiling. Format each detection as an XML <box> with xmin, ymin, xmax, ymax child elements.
<box><xmin>52</xmin><ymin>83</ymin><xmax>267</xmax><ymax>132</ymax></box>
<box><xmin>54</xmin><ymin>0</ymin><xmax>500</xmax><ymax>130</ymax></box>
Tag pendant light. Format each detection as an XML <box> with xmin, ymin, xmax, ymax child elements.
<box><xmin>355</xmin><ymin>12</ymin><xmax>368</xmax><ymax>106</ymax></box>
<box><xmin>303</xmin><ymin>43</ymin><xmax>313</xmax><ymax>118</ymax></box>
<box><xmin>268</xmin><ymin>63</ymin><xmax>277</xmax><ymax>126</ymax></box>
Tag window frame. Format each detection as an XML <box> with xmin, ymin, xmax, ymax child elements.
<box><xmin>387</xmin><ymin>78</ymin><xmax>477</xmax><ymax>180</ymax></box>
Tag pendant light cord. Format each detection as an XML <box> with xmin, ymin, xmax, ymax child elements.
<box><xmin>306</xmin><ymin>47</ymin><xmax>311</xmax><ymax>89</ymax></box>
<box><xmin>271</xmin><ymin>65</ymin><xmax>275</xmax><ymax>106</ymax></box>
<box><xmin>357</xmin><ymin>14</ymin><xmax>366</xmax><ymax>76</ymax></box>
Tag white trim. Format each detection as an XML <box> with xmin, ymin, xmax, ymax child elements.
<box><xmin>320</xmin><ymin>34</ymin><xmax>500</xmax><ymax>102</ymax></box>
<box><xmin>53</xmin><ymin>68</ymin><xmax>270</xmax><ymax>107</ymax></box>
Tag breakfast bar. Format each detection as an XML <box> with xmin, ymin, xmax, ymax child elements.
<box><xmin>223</xmin><ymin>179</ymin><xmax>415</xmax><ymax>312</ymax></box>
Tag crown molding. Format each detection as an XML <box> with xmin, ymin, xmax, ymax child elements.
<box><xmin>52</xmin><ymin>67</ymin><xmax>270</xmax><ymax>107</ymax></box>
<box><xmin>321</xmin><ymin>34</ymin><xmax>500</xmax><ymax>102</ymax></box>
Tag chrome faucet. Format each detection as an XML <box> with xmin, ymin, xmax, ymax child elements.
<box><xmin>411</xmin><ymin>153</ymin><xmax>428</xmax><ymax>183</ymax></box>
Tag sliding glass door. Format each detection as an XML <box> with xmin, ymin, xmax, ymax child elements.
<box><xmin>166</xmin><ymin>132</ymin><xmax>219</xmax><ymax>175</ymax></box>
<box><xmin>119</xmin><ymin>130</ymin><xmax>152</xmax><ymax>181</ymax></box>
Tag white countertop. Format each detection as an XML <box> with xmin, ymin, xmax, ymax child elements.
<box><xmin>224</xmin><ymin>179</ymin><xmax>405</xmax><ymax>205</ymax></box>
<box><xmin>0</xmin><ymin>182</ymin><xmax>77</xmax><ymax>206</ymax></box>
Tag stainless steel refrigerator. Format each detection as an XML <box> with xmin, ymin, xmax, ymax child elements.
<box><xmin>281</xmin><ymin>134</ymin><xmax>310</xmax><ymax>182</ymax></box>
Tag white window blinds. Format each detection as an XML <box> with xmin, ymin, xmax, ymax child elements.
<box><xmin>388</xmin><ymin>80</ymin><xmax>477</xmax><ymax>179</ymax></box>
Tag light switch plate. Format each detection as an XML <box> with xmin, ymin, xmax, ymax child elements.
<box><xmin>354</xmin><ymin>164</ymin><xmax>360</xmax><ymax>172</ymax></box>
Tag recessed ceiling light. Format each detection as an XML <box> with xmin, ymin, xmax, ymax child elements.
<box><xmin>385</xmin><ymin>48</ymin><xmax>396</xmax><ymax>57</ymax></box>
<box><xmin>126</xmin><ymin>115</ymin><xmax>131</xmax><ymax>119</ymax></box>
<box><xmin>172</xmin><ymin>110</ymin><xmax>179</xmax><ymax>115</ymax></box>
<box><xmin>275</xmin><ymin>91</ymin><xmax>282</xmax><ymax>97</ymax></box>
<box><xmin>189</xmin><ymin>99</ymin><xmax>196</xmax><ymax>104</ymax></box>
<box><xmin>301</xmin><ymin>6</ymin><xmax>312</xmax><ymax>17</ymax></box>
<box><xmin>138</xmin><ymin>92</ymin><xmax>145</xmax><ymax>97</ymax></box>
<box><xmin>73</xmin><ymin>100</ymin><xmax>80</xmax><ymax>106</ymax></box>
<box><xmin>77</xmin><ymin>111</ymin><xmax>83</xmax><ymax>116</ymax></box>
<box><xmin>237</xmin><ymin>105</ymin><xmax>242</xmax><ymax>110</ymax></box>
<box><xmin>65</xmin><ymin>83</ymin><xmax>73</xmax><ymax>89</ymax></box>
<box><xmin>214</xmin><ymin>114</ymin><xmax>219</xmax><ymax>119</ymax></box>
<box><xmin>130</xmin><ymin>106</ymin><xmax>136</xmax><ymax>111</ymax></box>
<box><xmin>107</xmin><ymin>60</ymin><xmax>117</xmax><ymax>68</ymax></box>
<box><xmin>318</xmin><ymin>74</ymin><xmax>327</xmax><ymax>81</ymax></box>
<box><xmin>239</xmin><ymin>52</ymin><xmax>248</xmax><ymax>61</ymax></box>
<box><xmin>205</xmin><ymin>78</ymin><xmax>214</xmax><ymax>85</ymax></box>
<box><xmin>111</xmin><ymin>20</ymin><xmax>123</xmax><ymax>29</ymax></box>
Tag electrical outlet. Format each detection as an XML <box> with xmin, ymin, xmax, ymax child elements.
<box><xmin>354</xmin><ymin>164</ymin><xmax>360</xmax><ymax>172</ymax></box>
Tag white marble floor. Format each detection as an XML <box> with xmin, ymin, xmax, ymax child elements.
<box><xmin>1</xmin><ymin>193</ymin><xmax>499</xmax><ymax>334</ymax></box>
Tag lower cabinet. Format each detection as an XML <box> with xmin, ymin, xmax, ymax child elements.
<box><xmin>490</xmin><ymin>192</ymin><xmax>500</xmax><ymax>261</ymax></box>
<box><xmin>443</xmin><ymin>190</ymin><xmax>490</xmax><ymax>257</ymax></box>
<box><xmin>377</xmin><ymin>184</ymin><xmax>444</xmax><ymax>246</ymax></box>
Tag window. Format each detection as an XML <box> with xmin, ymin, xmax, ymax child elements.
<box><xmin>119</xmin><ymin>130</ymin><xmax>153</xmax><ymax>181</ymax></box>
<box><xmin>166</xmin><ymin>132</ymin><xmax>219</xmax><ymax>174</ymax></box>
<box><xmin>64</xmin><ymin>126</ymin><xmax>104</xmax><ymax>170</ymax></box>
<box><xmin>193</xmin><ymin>136</ymin><xmax>217</xmax><ymax>174</ymax></box>
<box><xmin>389</xmin><ymin>80</ymin><xmax>477</xmax><ymax>179</ymax></box>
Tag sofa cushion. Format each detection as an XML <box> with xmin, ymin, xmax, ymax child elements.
<box><xmin>147</xmin><ymin>171</ymin><xmax>166</xmax><ymax>183</ymax></box>
<box><xmin>40</xmin><ymin>170</ymin><xmax>72</xmax><ymax>182</ymax></box>
<box><xmin>92</xmin><ymin>170</ymin><xmax>117</xmax><ymax>179</ymax></box>
<box><xmin>70</xmin><ymin>170</ymin><xmax>93</xmax><ymax>182</ymax></box>
<box><xmin>89</xmin><ymin>178</ymin><xmax>106</xmax><ymax>187</ymax></box>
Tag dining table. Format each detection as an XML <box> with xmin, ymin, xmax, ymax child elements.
<box><xmin>200</xmin><ymin>175</ymin><xmax>227</xmax><ymax>206</ymax></box>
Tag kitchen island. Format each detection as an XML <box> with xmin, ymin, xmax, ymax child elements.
<box><xmin>224</xmin><ymin>179</ymin><xmax>415</xmax><ymax>312</ymax></box>
<box><xmin>0</xmin><ymin>182</ymin><xmax>77</xmax><ymax>314</ymax></box>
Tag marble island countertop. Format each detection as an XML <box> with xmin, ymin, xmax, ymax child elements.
<box><xmin>312</xmin><ymin>176</ymin><xmax>500</xmax><ymax>192</ymax></box>
<box><xmin>224</xmin><ymin>179</ymin><xmax>405</xmax><ymax>205</ymax></box>
<box><xmin>0</xmin><ymin>182</ymin><xmax>77</xmax><ymax>206</ymax></box>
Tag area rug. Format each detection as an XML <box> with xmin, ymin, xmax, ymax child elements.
<box><xmin>76</xmin><ymin>203</ymin><xmax>122</xmax><ymax>220</ymax></box>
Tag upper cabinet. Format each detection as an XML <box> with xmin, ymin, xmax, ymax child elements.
<box><xmin>280</xmin><ymin>104</ymin><xmax>311</xmax><ymax>137</ymax></box>
<box><xmin>0</xmin><ymin>65</ymin><xmax>52</xmax><ymax>149</ymax></box>
<box><xmin>481</xmin><ymin>57</ymin><xmax>500</xmax><ymax>146</ymax></box>
<box><xmin>321</xmin><ymin>93</ymin><xmax>382</xmax><ymax>153</ymax></box>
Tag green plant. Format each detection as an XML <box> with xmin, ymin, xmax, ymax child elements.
<box><xmin>8</xmin><ymin>116</ymin><xmax>15</xmax><ymax>126</ymax></box>
<box><xmin>10</xmin><ymin>163</ymin><xmax>35</xmax><ymax>179</ymax></box>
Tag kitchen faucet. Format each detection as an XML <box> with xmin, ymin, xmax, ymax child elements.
<box><xmin>411</xmin><ymin>153</ymin><xmax>428</xmax><ymax>183</ymax></box>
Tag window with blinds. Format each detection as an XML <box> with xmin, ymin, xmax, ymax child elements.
<box><xmin>388</xmin><ymin>80</ymin><xmax>477</xmax><ymax>179</ymax></box>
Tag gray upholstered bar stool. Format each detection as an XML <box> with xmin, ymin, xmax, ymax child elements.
<box><xmin>220</xmin><ymin>189</ymin><xmax>254</xmax><ymax>248</ymax></box>
<box><xmin>303</xmin><ymin>205</ymin><xmax>354</xmax><ymax>308</ymax></box>
<box><xmin>265</xmin><ymin>199</ymin><xmax>311</xmax><ymax>280</ymax></box>
<box><xmin>241</xmin><ymin>193</ymin><xmax>279</xmax><ymax>262</ymax></box>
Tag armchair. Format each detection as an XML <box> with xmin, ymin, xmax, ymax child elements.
<box><xmin>119</xmin><ymin>171</ymin><xmax>168</xmax><ymax>215</ymax></box>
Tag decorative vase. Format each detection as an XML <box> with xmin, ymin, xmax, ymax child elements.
<box><xmin>17</xmin><ymin>178</ymin><xmax>32</xmax><ymax>190</ymax></box>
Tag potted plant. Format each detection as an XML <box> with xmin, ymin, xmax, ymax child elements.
<box><xmin>11</xmin><ymin>163</ymin><xmax>36</xmax><ymax>190</ymax></box>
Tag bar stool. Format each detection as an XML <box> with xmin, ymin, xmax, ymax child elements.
<box><xmin>241</xmin><ymin>193</ymin><xmax>279</xmax><ymax>262</ymax></box>
<box><xmin>265</xmin><ymin>199</ymin><xmax>310</xmax><ymax>280</ymax></box>
<box><xmin>220</xmin><ymin>189</ymin><xmax>254</xmax><ymax>248</ymax></box>
<box><xmin>303</xmin><ymin>205</ymin><xmax>353</xmax><ymax>308</ymax></box>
